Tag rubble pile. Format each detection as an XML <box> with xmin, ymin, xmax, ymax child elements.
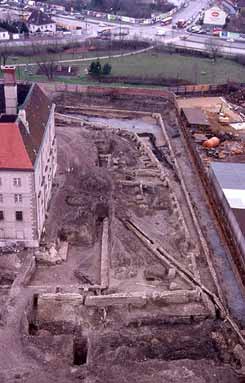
<box><xmin>192</xmin><ymin>128</ymin><xmax>245</xmax><ymax>164</ymax></box>
<box><xmin>227</xmin><ymin>88</ymin><xmax>245</xmax><ymax>109</ymax></box>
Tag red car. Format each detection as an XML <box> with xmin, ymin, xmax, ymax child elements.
<box><xmin>212</xmin><ymin>28</ymin><xmax>222</xmax><ymax>36</ymax></box>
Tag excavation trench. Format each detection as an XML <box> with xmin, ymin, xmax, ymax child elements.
<box><xmin>25</xmin><ymin>293</ymin><xmax>241</xmax><ymax>369</ymax></box>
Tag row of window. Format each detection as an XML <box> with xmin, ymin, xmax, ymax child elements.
<box><xmin>0</xmin><ymin>211</ymin><xmax>23</xmax><ymax>221</ymax></box>
<box><xmin>0</xmin><ymin>194</ymin><xmax>23</xmax><ymax>203</ymax></box>
<box><xmin>0</xmin><ymin>178</ymin><xmax>22</xmax><ymax>187</ymax></box>
<box><xmin>0</xmin><ymin>137</ymin><xmax>56</xmax><ymax>190</ymax></box>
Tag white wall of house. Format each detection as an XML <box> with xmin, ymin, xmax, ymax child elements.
<box><xmin>0</xmin><ymin>30</ymin><xmax>10</xmax><ymax>40</ymax></box>
<box><xmin>34</xmin><ymin>103</ymin><xmax>57</xmax><ymax>241</ymax></box>
<box><xmin>29</xmin><ymin>22</ymin><xmax>56</xmax><ymax>33</ymax></box>
<box><xmin>0</xmin><ymin>170</ymin><xmax>37</xmax><ymax>246</ymax></box>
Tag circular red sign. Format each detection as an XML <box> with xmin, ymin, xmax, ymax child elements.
<box><xmin>211</xmin><ymin>11</ymin><xmax>220</xmax><ymax>17</ymax></box>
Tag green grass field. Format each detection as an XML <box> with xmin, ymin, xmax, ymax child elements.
<box><xmin>7</xmin><ymin>49</ymin><xmax>128</xmax><ymax>66</ymax></box>
<box><xmin>12</xmin><ymin>49</ymin><xmax>245</xmax><ymax>86</ymax></box>
<box><xmin>106</xmin><ymin>51</ymin><xmax>245</xmax><ymax>84</ymax></box>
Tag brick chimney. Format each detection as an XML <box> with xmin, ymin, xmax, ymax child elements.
<box><xmin>1</xmin><ymin>66</ymin><xmax>17</xmax><ymax>115</ymax></box>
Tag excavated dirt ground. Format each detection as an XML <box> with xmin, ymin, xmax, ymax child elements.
<box><xmin>1</xmin><ymin>90</ymin><xmax>245</xmax><ymax>383</ymax></box>
<box><xmin>40</xmin><ymin>115</ymin><xmax>214</xmax><ymax>296</ymax></box>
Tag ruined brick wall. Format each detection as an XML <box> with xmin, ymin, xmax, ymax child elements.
<box><xmin>37</xmin><ymin>81</ymin><xmax>233</xmax><ymax>99</ymax></box>
<box><xmin>38</xmin><ymin>82</ymin><xmax>174</xmax><ymax>100</ymax></box>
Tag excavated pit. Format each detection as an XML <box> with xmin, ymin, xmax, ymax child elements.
<box><xmin>2</xmin><ymin>90</ymin><xmax>245</xmax><ymax>383</ymax></box>
<box><xmin>24</xmin><ymin>293</ymin><xmax>242</xmax><ymax>375</ymax></box>
<box><xmin>73</xmin><ymin>337</ymin><xmax>88</xmax><ymax>366</ymax></box>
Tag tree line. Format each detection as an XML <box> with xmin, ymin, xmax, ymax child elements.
<box><xmin>88</xmin><ymin>60</ymin><xmax>112</xmax><ymax>76</ymax></box>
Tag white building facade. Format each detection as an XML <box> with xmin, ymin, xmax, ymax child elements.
<box><xmin>33</xmin><ymin>103</ymin><xmax>57</xmax><ymax>240</ymax></box>
<box><xmin>0</xmin><ymin>170</ymin><xmax>35</xmax><ymax>242</ymax></box>
<box><xmin>28</xmin><ymin>22</ymin><xmax>56</xmax><ymax>33</ymax></box>
<box><xmin>0</xmin><ymin>28</ymin><xmax>10</xmax><ymax>40</ymax></box>
<box><xmin>203</xmin><ymin>6</ymin><xmax>227</xmax><ymax>26</ymax></box>
<box><xmin>28</xmin><ymin>9</ymin><xmax>56</xmax><ymax>33</ymax></box>
<box><xmin>0</xmin><ymin>66</ymin><xmax>57</xmax><ymax>247</ymax></box>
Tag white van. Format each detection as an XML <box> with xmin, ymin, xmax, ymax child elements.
<box><xmin>191</xmin><ymin>25</ymin><xmax>202</xmax><ymax>33</ymax></box>
<box><xmin>155</xmin><ymin>29</ymin><xmax>166</xmax><ymax>36</ymax></box>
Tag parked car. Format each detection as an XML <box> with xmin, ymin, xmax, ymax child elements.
<box><xmin>190</xmin><ymin>25</ymin><xmax>202</xmax><ymax>33</ymax></box>
<box><xmin>196</xmin><ymin>29</ymin><xmax>206</xmax><ymax>34</ymax></box>
<box><xmin>155</xmin><ymin>30</ymin><xmax>166</xmax><ymax>36</ymax></box>
<box><xmin>212</xmin><ymin>27</ymin><xmax>222</xmax><ymax>36</ymax></box>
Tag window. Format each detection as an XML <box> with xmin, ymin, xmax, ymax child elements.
<box><xmin>14</xmin><ymin>194</ymin><xmax>22</xmax><ymax>203</ymax></box>
<box><xmin>13</xmin><ymin>178</ymin><xmax>21</xmax><ymax>187</ymax></box>
<box><xmin>16</xmin><ymin>211</ymin><xmax>23</xmax><ymax>221</ymax></box>
<box><xmin>0</xmin><ymin>178</ymin><xmax>2</xmax><ymax>186</ymax></box>
<box><xmin>0</xmin><ymin>211</ymin><xmax>4</xmax><ymax>220</ymax></box>
<box><xmin>0</xmin><ymin>194</ymin><xmax>3</xmax><ymax>203</ymax></box>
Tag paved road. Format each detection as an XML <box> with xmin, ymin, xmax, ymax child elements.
<box><xmin>172</xmin><ymin>0</ymin><xmax>209</xmax><ymax>23</ymax></box>
<box><xmin>171</xmin><ymin>35</ymin><xmax>245</xmax><ymax>55</ymax></box>
<box><xmin>81</xmin><ymin>8</ymin><xmax>245</xmax><ymax>56</ymax></box>
<box><xmin>81</xmin><ymin>0</ymin><xmax>210</xmax><ymax>39</ymax></box>
<box><xmin>78</xmin><ymin>0</ymin><xmax>245</xmax><ymax>56</ymax></box>
<box><xmin>185</xmin><ymin>33</ymin><xmax>245</xmax><ymax>49</ymax></box>
<box><xmin>0</xmin><ymin>0</ymin><xmax>244</xmax><ymax>56</ymax></box>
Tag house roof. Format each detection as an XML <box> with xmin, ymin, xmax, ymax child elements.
<box><xmin>0</xmin><ymin>82</ymin><xmax>53</xmax><ymax>169</ymax></box>
<box><xmin>211</xmin><ymin>162</ymin><xmax>245</xmax><ymax>190</ymax></box>
<box><xmin>210</xmin><ymin>162</ymin><xmax>245</xmax><ymax>237</ymax></box>
<box><xmin>0</xmin><ymin>123</ymin><xmax>33</xmax><ymax>170</ymax></box>
<box><xmin>0</xmin><ymin>27</ymin><xmax>9</xmax><ymax>33</ymax></box>
<box><xmin>28</xmin><ymin>9</ymin><xmax>55</xmax><ymax>25</ymax></box>
<box><xmin>181</xmin><ymin>107</ymin><xmax>209</xmax><ymax>126</ymax></box>
<box><xmin>18</xmin><ymin>83</ymin><xmax>53</xmax><ymax>165</ymax></box>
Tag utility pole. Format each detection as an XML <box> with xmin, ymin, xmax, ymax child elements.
<box><xmin>119</xmin><ymin>10</ymin><xmax>122</xmax><ymax>50</ymax></box>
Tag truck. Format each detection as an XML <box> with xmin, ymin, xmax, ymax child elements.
<box><xmin>177</xmin><ymin>19</ymin><xmax>186</xmax><ymax>28</ymax></box>
<box><xmin>97</xmin><ymin>28</ymin><xmax>111</xmax><ymax>36</ymax></box>
<box><xmin>97</xmin><ymin>26</ymin><xmax>129</xmax><ymax>39</ymax></box>
<box><xmin>160</xmin><ymin>16</ymin><xmax>173</xmax><ymax>26</ymax></box>
<box><xmin>113</xmin><ymin>26</ymin><xmax>130</xmax><ymax>36</ymax></box>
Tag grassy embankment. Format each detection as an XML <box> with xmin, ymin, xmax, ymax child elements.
<box><xmin>3</xmin><ymin>49</ymin><xmax>245</xmax><ymax>86</ymax></box>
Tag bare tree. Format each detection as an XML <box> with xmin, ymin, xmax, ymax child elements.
<box><xmin>192</xmin><ymin>62</ymin><xmax>199</xmax><ymax>83</ymax></box>
<box><xmin>0</xmin><ymin>45</ymin><xmax>11</xmax><ymax>66</ymax></box>
<box><xmin>205</xmin><ymin>37</ymin><xmax>221</xmax><ymax>62</ymax></box>
<box><xmin>31</xmin><ymin>44</ymin><xmax>58</xmax><ymax>80</ymax></box>
<box><xmin>166</xmin><ymin>42</ymin><xmax>175</xmax><ymax>54</ymax></box>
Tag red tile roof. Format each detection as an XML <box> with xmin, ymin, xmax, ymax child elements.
<box><xmin>0</xmin><ymin>123</ymin><xmax>33</xmax><ymax>170</ymax></box>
